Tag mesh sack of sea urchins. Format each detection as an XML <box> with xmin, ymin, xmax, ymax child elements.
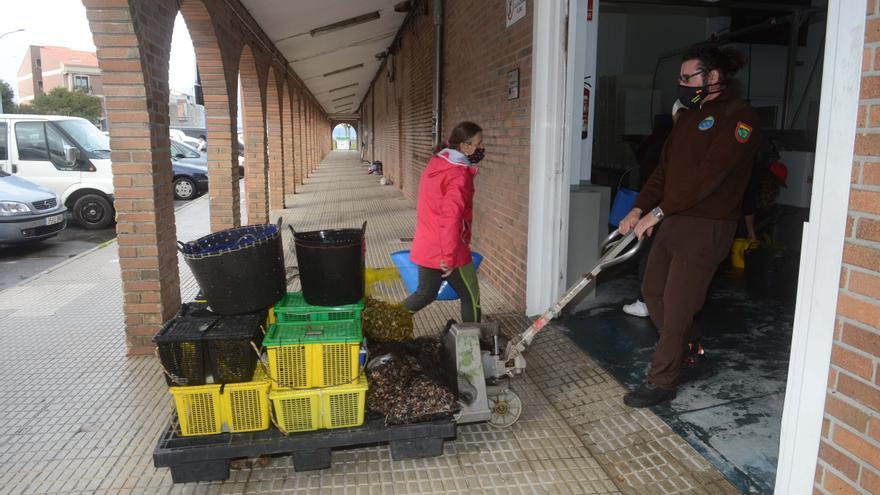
<box><xmin>365</xmin><ymin>347</ymin><xmax>458</xmax><ymax>424</ymax></box>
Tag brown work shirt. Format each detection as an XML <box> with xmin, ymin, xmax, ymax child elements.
<box><xmin>634</xmin><ymin>91</ymin><xmax>761</xmax><ymax>221</ymax></box>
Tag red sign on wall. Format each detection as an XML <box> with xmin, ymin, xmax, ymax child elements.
<box><xmin>587</xmin><ymin>0</ymin><xmax>594</xmax><ymax>21</ymax></box>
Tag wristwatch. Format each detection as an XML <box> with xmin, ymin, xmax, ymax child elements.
<box><xmin>651</xmin><ymin>207</ymin><xmax>665</xmax><ymax>220</ymax></box>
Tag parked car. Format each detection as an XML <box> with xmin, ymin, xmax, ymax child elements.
<box><xmin>172</xmin><ymin>138</ymin><xmax>244</xmax><ymax>180</ymax></box>
<box><xmin>171</xmin><ymin>140</ymin><xmax>209</xmax><ymax>201</ymax></box>
<box><xmin>170</xmin><ymin>129</ymin><xmax>201</xmax><ymax>150</ymax></box>
<box><xmin>0</xmin><ymin>114</ymin><xmax>114</xmax><ymax>230</ymax></box>
<box><xmin>0</xmin><ymin>170</ymin><xmax>67</xmax><ymax>244</ymax></box>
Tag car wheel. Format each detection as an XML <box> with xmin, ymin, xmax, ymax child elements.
<box><xmin>73</xmin><ymin>194</ymin><xmax>114</xmax><ymax>230</ymax></box>
<box><xmin>174</xmin><ymin>177</ymin><xmax>197</xmax><ymax>200</ymax></box>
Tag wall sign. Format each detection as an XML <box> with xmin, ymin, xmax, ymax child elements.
<box><xmin>507</xmin><ymin>0</ymin><xmax>526</xmax><ymax>28</ymax></box>
<box><xmin>507</xmin><ymin>69</ymin><xmax>520</xmax><ymax>100</ymax></box>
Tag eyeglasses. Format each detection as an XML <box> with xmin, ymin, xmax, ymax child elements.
<box><xmin>677</xmin><ymin>69</ymin><xmax>705</xmax><ymax>84</ymax></box>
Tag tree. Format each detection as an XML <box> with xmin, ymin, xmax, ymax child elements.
<box><xmin>0</xmin><ymin>80</ymin><xmax>16</xmax><ymax>114</ymax></box>
<box><xmin>24</xmin><ymin>87</ymin><xmax>103</xmax><ymax>122</ymax></box>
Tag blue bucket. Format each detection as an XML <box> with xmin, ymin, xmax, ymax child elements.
<box><xmin>390</xmin><ymin>250</ymin><xmax>484</xmax><ymax>301</ymax></box>
<box><xmin>609</xmin><ymin>187</ymin><xmax>639</xmax><ymax>227</ymax></box>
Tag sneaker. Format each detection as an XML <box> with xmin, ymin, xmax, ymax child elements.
<box><xmin>679</xmin><ymin>345</ymin><xmax>713</xmax><ymax>384</ymax></box>
<box><xmin>623</xmin><ymin>299</ymin><xmax>649</xmax><ymax>317</ymax></box>
<box><xmin>623</xmin><ymin>382</ymin><xmax>676</xmax><ymax>408</ymax></box>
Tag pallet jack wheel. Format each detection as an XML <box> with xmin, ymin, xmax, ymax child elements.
<box><xmin>487</xmin><ymin>389</ymin><xmax>523</xmax><ymax>428</ymax></box>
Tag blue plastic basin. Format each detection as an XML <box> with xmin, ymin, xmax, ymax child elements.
<box><xmin>390</xmin><ymin>250</ymin><xmax>484</xmax><ymax>301</ymax></box>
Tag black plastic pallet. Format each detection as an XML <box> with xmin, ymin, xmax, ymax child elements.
<box><xmin>153</xmin><ymin>416</ymin><xmax>457</xmax><ymax>483</ymax></box>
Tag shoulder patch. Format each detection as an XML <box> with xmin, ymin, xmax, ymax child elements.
<box><xmin>735</xmin><ymin>122</ymin><xmax>753</xmax><ymax>143</ymax></box>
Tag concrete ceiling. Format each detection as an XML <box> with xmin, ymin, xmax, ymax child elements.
<box><xmin>241</xmin><ymin>0</ymin><xmax>410</xmax><ymax>115</ymax></box>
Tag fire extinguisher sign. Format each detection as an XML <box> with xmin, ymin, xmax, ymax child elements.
<box><xmin>588</xmin><ymin>0</ymin><xmax>594</xmax><ymax>21</ymax></box>
<box><xmin>506</xmin><ymin>0</ymin><xmax>527</xmax><ymax>28</ymax></box>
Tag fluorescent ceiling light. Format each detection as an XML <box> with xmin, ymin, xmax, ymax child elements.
<box><xmin>323</xmin><ymin>64</ymin><xmax>364</xmax><ymax>78</ymax></box>
<box><xmin>311</xmin><ymin>11</ymin><xmax>381</xmax><ymax>37</ymax></box>
<box><xmin>332</xmin><ymin>94</ymin><xmax>357</xmax><ymax>102</ymax></box>
<box><xmin>329</xmin><ymin>83</ymin><xmax>359</xmax><ymax>93</ymax></box>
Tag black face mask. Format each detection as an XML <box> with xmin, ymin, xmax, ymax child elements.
<box><xmin>467</xmin><ymin>147</ymin><xmax>485</xmax><ymax>164</ymax></box>
<box><xmin>677</xmin><ymin>84</ymin><xmax>722</xmax><ymax>109</ymax></box>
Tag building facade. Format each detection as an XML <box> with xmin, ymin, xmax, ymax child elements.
<box><xmin>16</xmin><ymin>45</ymin><xmax>104</xmax><ymax>103</ymax></box>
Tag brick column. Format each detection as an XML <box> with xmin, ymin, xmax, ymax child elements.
<box><xmin>293</xmin><ymin>89</ymin><xmax>304</xmax><ymax>185</ymax></box>
<box><xmin>180</xmin><ymin>0</ymin><xmax>240</xmax><ymax>231</ymax></box>
<box><xmin>240</xmin><ymin>46</ymin><xmax>269</xmax><ymax>224</ymax></box>
<box><xmin>305</xmin><ymin>102</ymin><xmax>312</xmax><ymax>176</ymax></box>
<box><xmin>85</xmin><ymin>0</ymin><xmax>181</xmax><ymax>355</ymax></box>
<box><xmin>266</xmin><ymin>68</ymin><xmax>284</xmax><ymax>211</ymax></box>
<box><xmin>282</xmin><ymin>81</ymin><xmax>295</xmax><ymax>199</ymax></box>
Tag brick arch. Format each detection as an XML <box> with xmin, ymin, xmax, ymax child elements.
<box><xmin>179</xmin><ymin>0</ymin><xmax>240</xmax><ymax>231</ymax></box>
<box><xmin>266</xmin><ymin>66</ymin><xmax>285</xmax><ymax>211</ymax></box>
<box><xmin>84</xmin><ymin>0</ymin><xmax>181</xmax><ymax>354</ymax></box>
<box><xmin>282</xmin><ymin>78</ymin><xmax>296</xmax><ymax>200</ymax></box>
<box><xmin>239</xmin><ymin>44</ymin><xmax>269</xmax><ymax>224</ymax></box>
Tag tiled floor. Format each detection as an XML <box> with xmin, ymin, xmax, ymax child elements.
<box><xmin>0</xmin><ymin>151</ymin><xmax>740</xmax><ymax>494</ymax></box>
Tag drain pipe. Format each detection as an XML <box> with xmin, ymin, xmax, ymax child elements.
<box><xmin>432</xmin><ymin>0</ymin><xmax>443</xmax><ymax>147</ymax></box>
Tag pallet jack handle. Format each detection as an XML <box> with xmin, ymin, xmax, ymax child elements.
<box><xmin>502</xmin><ymin>230</ymin><xmax>642</xmax><ymax>363</ymax></box>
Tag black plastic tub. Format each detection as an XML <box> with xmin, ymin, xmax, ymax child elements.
<box><xmin>291</xmin><ymin>222</ymin><xmax>366</xmax><ymax>307</ymax></box>
<box><xmin>178</xmin><ymin>223</ymin><xmax>286</xmax><ymax>315</ymax></box>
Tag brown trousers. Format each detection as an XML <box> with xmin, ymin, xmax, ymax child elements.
<box><xmin>641</xmin><ymin>215</ymin><xmax>736</xmax><ymax>389</ymax></box>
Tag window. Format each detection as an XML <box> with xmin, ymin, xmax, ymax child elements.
<box><xmin>0</xmin><ymin>123</ymin><xmax>7</xmax><ymax>161</ymax></box>
<box><xmin>171</xmin><ymin>141</ymin><xmax>200</xmax><ymax>159</ymax></box>
<box><xmin>15</xmin><ymin>122</ymin><xmax>49</xmax><ymax>161</ymax></box>
<box><xmin>15</xmin><ymin>122</ymin><xmax>78</xmax><ymax>170</ymax></box>
<box><xmin>46</xmin><ymin>125</ymin><xmax>77</xmax><ymax>169</ymax></box>
<box><xmin>74</xmin><ymin>75</ymin><xmax>90</xmax><ymax>93</ymax></box>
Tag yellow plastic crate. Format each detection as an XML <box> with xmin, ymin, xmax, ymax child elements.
<box><xmin>264</xmin><ymin>322</ymin><xmax>361</xmax><ymax>389</ymax></box>
<box><xmin>269</xmin><ymin>387</ymin><xmax>321</xmax><ymax>434</ymax></box>
<box><xmin>169</xmin><ymin>367</ymin><xmax>271</xmax><ymax>436</ymax></box>
<box><xmin>266</xmin><ymin>307</ymin><xmax>276</xmax><ymax>326</ymax></box>
<box><xmin>321</xmin><ymin>373</ymin><xmax>368</xmax><ymax>429</ymax></box>
<box><xmin>269</xmin><ymin>373</ymin><xmax>368</xmax><ymax>433</ymax></box>
<box><xmin>170</xmin><ymin>385</ymin><xmax>222</xmax><ymax>436</ymax></box>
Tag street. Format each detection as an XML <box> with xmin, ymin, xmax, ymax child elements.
<box><xmin>0</xmin><ymin>199</ymin><xmax>192</xmax><ymax>291</ymax></box>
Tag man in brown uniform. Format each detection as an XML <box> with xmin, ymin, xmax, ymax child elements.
<box><xmin>618</xmin><ymin>44</ymin><xmax>760</xmax><ymax>408</ymax></box>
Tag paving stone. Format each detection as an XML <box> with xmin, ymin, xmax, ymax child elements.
<box><xmin>0</xmin><ymin>151</ymin><xmax>742</xmax><ymax>494</ymax></box>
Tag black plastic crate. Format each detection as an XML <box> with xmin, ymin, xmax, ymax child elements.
<box><xmin>203</xmin><ymin>311</ymin><xmax>266</xmax><ymax>384</ymax></box>
<box><xmin>153</xmin><ymin>315</ymin><xmax>217</xmax><ymax>386</ymax></box>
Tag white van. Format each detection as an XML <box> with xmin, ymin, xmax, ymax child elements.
<box><xmin>0</xmin><ymin>114</ymin><xmax>114</xmax><ymax>229</ymax></box>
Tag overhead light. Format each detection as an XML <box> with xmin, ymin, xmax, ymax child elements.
<box><xmin>310</xmin><ymin>11</ymin><xmax>381</xmax><ymax>37</ymax></box>
<box><xmin>332</xmin><ymin>94</ymin><xmax>357</xmax><ymax>102</ymax></box>
<box><xmin>329</xmin><ymin>83</ymin><xmax>358</xmax><ymax>93</ymax></box>
<box><xmin>323</xmin><ymin>64</ymin><xmax>364</xmax><ymax>78</ymax></box>
<box><xmin>375</xmin><ymin>51</ymin><xmax>388</xmax><ymax>60</ymax></box>
<box><xmin>394</xmin><ymin>1</ymin><xmax>412</xmax><ymax>12</ymax></box>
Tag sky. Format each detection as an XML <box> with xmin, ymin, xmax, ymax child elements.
<box><xmin>0</xmin><ymin>1</ymin><xmax>196</xmax><ymax>102</ymax></box>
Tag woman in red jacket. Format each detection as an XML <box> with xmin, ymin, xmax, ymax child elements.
<box><xmin>403</xmin><ymin>122</ymin><xmax>484</xmax><ymax>322</ymax></box>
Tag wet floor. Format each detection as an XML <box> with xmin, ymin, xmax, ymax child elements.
<box><xmin>562</xmin><ymin>267</ymin><xmax>795</xmax><ymax>494</ymax></box>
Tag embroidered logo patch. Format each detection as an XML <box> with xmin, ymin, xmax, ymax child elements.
<box><xmin>735</xmin><ymin>122</ymin><xmax>753</xmax><ymax>143</ymax></box>
<box><xmin>698</xmin><ymin>116</ymin><xmax>715</xmax><ymax>131</ymax></box>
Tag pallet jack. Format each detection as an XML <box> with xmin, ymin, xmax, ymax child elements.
<box><xmin>443</xmin><ymin>230</ymin><xmax>642</xmax><ymax>427</ymax></box>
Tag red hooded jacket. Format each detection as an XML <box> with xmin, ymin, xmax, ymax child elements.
<box><xmin>409</xmin><ymin>149</ymin><xmax>477</xmax><ymax>269</ymax></box>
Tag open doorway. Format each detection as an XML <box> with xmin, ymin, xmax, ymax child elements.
<box><xmin>332</xmin><ymin>123</ymin><xmax>357</xmax><ymax>150</ymax></box>
<box><xmin>557</xmin><ymin>1</ymin><xmax>829</xmax><ymax>493</ymax></box>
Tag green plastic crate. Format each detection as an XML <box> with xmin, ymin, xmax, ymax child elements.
<box><xmin>264</xmin><ymin>321</ymin><xmax>362</xmax><ymax>389</ymax></box>
<box><xmin>273</xmin><ymin>292</ymin><xmax>364</xmax><ymax>325</ymax></box>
